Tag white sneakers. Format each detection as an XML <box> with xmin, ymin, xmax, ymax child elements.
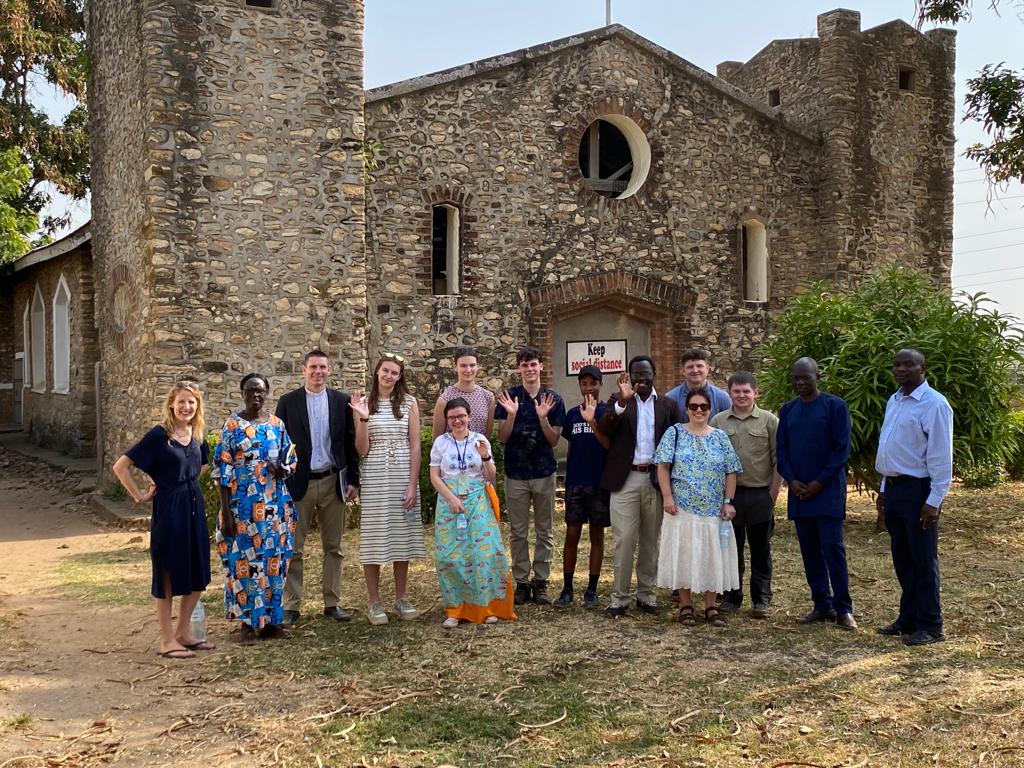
<box><xmin>441</xmin><ymin>616</ymin><xmax>460</xmax><ymax>628</ymax></box>
<box><xmin>367</xmin><ymin>601</ymin><xmax>388</xmax><ymax>625</ymax></box>
<box><xmin>394</xmin><ymin>598</ymin><xmax>420</xmax><ymax>621</ymax></box>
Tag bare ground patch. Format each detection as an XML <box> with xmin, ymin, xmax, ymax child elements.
<box><xmin>1</xmin><ymin>446</ymin><xmax>1022</xmax><ymax>767</ymax></box>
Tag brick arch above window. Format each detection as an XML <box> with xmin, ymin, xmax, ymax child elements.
<box><xmin>528</xmin><ymin>271</ymin><xmax>696</xmax><ymax>386</ymax></box>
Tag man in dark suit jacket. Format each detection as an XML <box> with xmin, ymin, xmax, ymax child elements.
<box><xmin>275</xmin><ymin>350</ymin><xmax>360</xmax><ymax>624</ymax></box>
<box><xmin>599</xmin><ymin>355</ymin><xmax>680</xmax><ymax>617</ymax></box>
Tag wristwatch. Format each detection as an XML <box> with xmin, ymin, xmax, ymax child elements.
<box><xmin>480</xmin><ymin>455</ymin><xmax>492</xmax><ymax>462</ymax></box>
<box><xmin>723</xmin><ymin>498</ymin><xmax>733</xmax><ymax>505</ymax></box>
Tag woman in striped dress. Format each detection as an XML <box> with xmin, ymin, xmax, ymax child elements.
<box><xmin>430</xmin><ymin>346</ymin><xmax>495</xmax><ymax>439</ymax></box>
<box><xmin>350</xmin><ymin>353</ymin><xmax>426</xmax><ymax>625</ymax></box>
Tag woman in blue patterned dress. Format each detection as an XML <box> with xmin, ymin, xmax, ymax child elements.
<box><xmin>429</xmin><ymin>398</ymin><xmax>516</xmax><ymax>627</ymax></box>
<box><xmin>215</xmin><ymin>373</ymin><xmax>298</xmax><ymax>642</ymax></box>
<box><xmin>655</xmin><ymin>388</ymin><xmax>743</xmax><ymax>627</ymax></box>
<box><xmin>113</xmin><ymin>380</ymin><xmax>212</xmax><ymax>659</ymax></box>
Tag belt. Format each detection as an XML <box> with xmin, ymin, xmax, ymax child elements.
<box><xmin>631</xmin><ymin>464</ymin><xmax>654</xmax><ymax>472</ymax></box>
<box><xmin>309</xmin><ymin>467</ymin><xmax>338</xmax><ymax>480</ymax></box>
<box><xmin>885</xmin><ymin>474</ymin><xmax>928</xmax><ymax>485</ymax></box>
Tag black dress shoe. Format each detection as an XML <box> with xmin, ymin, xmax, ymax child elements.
<box><xmin>635</xmin><ymin>600</ymin><xmax>661</xmax><ymax>615</ymax></box>
<box><xmin>323</xmin><ymin>605</ymin><xmax>352</xmax><ymax>622</ymax></box>
<box><xmin>876</xmin><ymin>621</ymin><xmax>909</xmax><ymax>636</ymax></box>
<box><xmin>281</xmin><ymin>610</ymin><xmax>300</xmax><ymax>626</ymax></box>
<box><xmin>903</xmin><ymin>629</ymin><xmax>945</xmax><ymax>646</ymax></box>
<box><xmin>796</xmin><ymin>609</ymin><xmax>837</xmax><ymax>624</ymax></box>
<box><xmin>836</xmin><ymin>612</ymin><xmax>858</xmax><ymax>631</ymax></box>
<box><xmin>605</xmin><ymin>604</ymin><xmax>628</xmax><ymax>618</ymax></box>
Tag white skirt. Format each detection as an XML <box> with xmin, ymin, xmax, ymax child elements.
<box><xmin>657</xmin><ymin>511</ymin><xmax>740</xmax><ymax>594</ymax></box>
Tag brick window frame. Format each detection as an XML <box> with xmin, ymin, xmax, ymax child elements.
<box><xmin>528</xmin><ymin>271</ymin><xmax>696</xmax><ymax>387</ymax></box>
<box><xmin>417</xmin><ymin>186</ymin><xmax>478</xmax><ymax>296</ymax></box>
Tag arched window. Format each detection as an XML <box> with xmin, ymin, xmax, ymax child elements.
<box><xmin>740</xmin><ymin>219</ymin><xmax>769</xmax><ymax>303</ymax></box>
<box><xmin>52</xmin><ymin>275</ymin><xmax>71</xmax><ymax>394</ymax></box>
<box><xmin>22</xmin><ymin>303</ymin><xmax>31</xmax><ymax>389</ymax></box>
<box><xmin>30</xmin><ymin>285</ymin><xmax>46</xmax><ymax>392</ymax></box>
<box><xmin>431</xmin><ymin>203</ymin><xmax>460</xmax><ymax>295</ymax></box>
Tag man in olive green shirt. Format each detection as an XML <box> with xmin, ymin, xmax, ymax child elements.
<box><xmin>710</xmin><ymin>371</ymin><xmax>782</xmax><ymax>618</ymax></box>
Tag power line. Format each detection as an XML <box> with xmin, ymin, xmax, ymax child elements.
<box><xmin>954</xmin><ymin>225</ymin><xmax>1024</xmax><ymax>241</ymax></box>
<box><xmin>953</xmin><ymin>262</ymin><xmax>1024</xmax><ymax>280</ymax></box>
<box><xmin>954</xmin><ymin>240</ymin><xmax>1024</xmax><ymax>257</ymax></box>
<box><xmin>957</xmin><ymin>195</ymin><xmax>1024</xmax><ymax>206</ymax></box>
<box><xmin>956</xmin><ymin>274</ymin><xmax>1024</xmax><ymax>290</ymax></box>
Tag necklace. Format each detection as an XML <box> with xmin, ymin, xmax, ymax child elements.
<box><xmin>453</xmin><ymin>433</ymin><xmax>470</xmax><ymax>470</ymax></box>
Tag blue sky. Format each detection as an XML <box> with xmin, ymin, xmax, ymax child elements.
<box><xmin>40</xmin><ymin>1</ymin><xmax>1024</xmax><ymax>318</ymax></box>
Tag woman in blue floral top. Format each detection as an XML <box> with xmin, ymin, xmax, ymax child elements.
<box><xmin>215</xmin><ymin>373</ymin><xmax>298</xmax><ymax>643</ymax></box>
<box><xmin>655</xmin><ymin>388</ymin><xmax>743</xmax><ymax>627</ymax></box>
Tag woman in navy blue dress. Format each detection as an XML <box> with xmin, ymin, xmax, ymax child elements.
<box><xmin>113</xmin><ymin>381</ymin><xmax>212</xmax><ymax>659</ymax></box>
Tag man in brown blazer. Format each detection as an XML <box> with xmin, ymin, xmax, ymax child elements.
<box><xmin>599</xmin><ymin>355</ymin><xmax>681</xmax><ymax>617</ymax></box>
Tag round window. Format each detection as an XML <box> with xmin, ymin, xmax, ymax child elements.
<box><xmin>577</xmin><ymin>115</ymin><xmax>651</xmax><ymax>199</ymax></box>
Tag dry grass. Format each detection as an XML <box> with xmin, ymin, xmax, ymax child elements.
<box><xmin>16</xmin><ymin>482</ymin><xmax>1024</xmax><ymax>767</ymax></box>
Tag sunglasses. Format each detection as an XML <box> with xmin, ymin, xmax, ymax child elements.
<box><xmin>175</xmin><ymin>379</ymin><xmax>199</xmax><ymax>389</ymax></box>
<box><xmin>686</xmin><ymin>403</ymin><xmax>711</xmax><ymax>412</ymax></box>
<box><xmin>381</xmin><ymin>352</ymin><xmax>406</xmax><ymax>363</ymax></box>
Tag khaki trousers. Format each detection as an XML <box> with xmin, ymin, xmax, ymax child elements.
<box><xmin>609</xmin><ymin>470</ymin><xmax>663</xmax><ymax>608</ymax></box>
<box><xmin>505</xmin><ymin>474</ymin><xmax>556</xmax><ymax>585</ymax></box>
<box><xmin>283</xmin><ymin>472</ymin><xmax>347</xmax><ymax>611</ymax></box>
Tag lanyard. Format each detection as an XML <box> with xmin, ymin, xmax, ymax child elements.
<box><xmin>453</xmin><ymin>434</ymin><xmax>470</xmax><ymax>470</ymax></box>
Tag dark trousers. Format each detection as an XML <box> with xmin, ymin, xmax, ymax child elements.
<box><xmin>883</xmin><ymin>476</ymin><xmax>942</xmax><ymax>633</ymax></box>
<box><xmin>793</xmin><ymin>516</ymin><xmax>852</xmax><ymax>614</ymax></box>
<box><xmin>723</xmin><ymin>486</ymin><xmax>774</xmax><ymax>607</ymax></box>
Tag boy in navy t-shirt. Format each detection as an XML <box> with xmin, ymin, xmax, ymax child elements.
<box><xmin>555</xmin><ymin>365</ymin><xmax>610</xmax><ymax>608</ymax></box>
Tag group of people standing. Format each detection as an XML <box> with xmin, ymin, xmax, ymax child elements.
<box><xmin>113</xmin><ymin>343</ymin><xmax>952</xmax><ymax>658</ymax></box>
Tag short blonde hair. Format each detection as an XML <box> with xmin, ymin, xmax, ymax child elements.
<box><xmin>161</xmin><ymin>380</ymin><xmax>206</xmax><ymax>441</ymax></box>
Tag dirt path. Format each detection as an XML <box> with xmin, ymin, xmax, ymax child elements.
<box><xmin>0</xmin><ymin>449</ymin><xmax>266</xmax><ymax>767</ymax></box>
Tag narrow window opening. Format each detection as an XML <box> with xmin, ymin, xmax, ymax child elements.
<box><xmin>245</xmin><ymin>0</ymin><xmax>275</xmax><ymax>7</ymax></box>
<box><xmin>22</xmin><ymin>303</ymin><xmax>31</xmax><ymax>390</ymax></box>
<box><xmin>768</xmin><ymin>88</ymin><xmax>781</xmax><ymax>107</ymax></box>
<box><xmin>741</xmin><ymin>220</ymin><xmax>769</xmax><ymax>303</ymax></box>
<box><xmin>431</xmin><ymin>203</ymin><xmax>460</xmax><ymax>295</ymax></box>
<box><xmin>30</xmin><ymin>286</ymin><xmax>46</xmax><ymax>392</ymax></box>
<box><xmin>898</xmin><ymin>67</ymin><xmax>915</xmax><ymax>91</ymax></box>
<box><xmin>53</xmin><ymin>276</ymin><xmax>71</xmax><ymax>394</ymax></box>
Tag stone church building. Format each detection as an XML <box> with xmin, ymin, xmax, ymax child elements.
<box><xmin>0</xmin><ymin>1</ymin><xmax>954</xmax><ymax>470</ymax></box>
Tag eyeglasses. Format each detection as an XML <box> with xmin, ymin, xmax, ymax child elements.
<box><xmin>446</xmin><ymin>414</ymin><xmax>469</xmax><ymax>422</ymax></box>
<box><xmin>381</xmin><ymin>352</ymin><xmax>405</xmax><ymax>363</ymax></box>
<box><xmin>686</xmin><ymin>403</ymin><xmax>711</xmax><ymax>412</ymax></box>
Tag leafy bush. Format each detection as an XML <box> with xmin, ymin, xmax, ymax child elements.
<box><xmin>200</xmin><ymin>433</ymin><xmax>221</xmax><ymax>536</ymax></box>
<box><xmin>418</xmin><ymin>426</ymin><xmax>506</xmax><ymax>524</ymax></box>
<box><xmin>758</xmin><ymin>267</ymin><xmax>1024</xmax><ymax>490</ymax></box>
<box><xmin>1008</xmin><ymin>411</ymin><xmax>1024</xmax><ymax>481</ymax></box>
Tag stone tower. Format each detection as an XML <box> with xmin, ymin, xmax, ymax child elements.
<box><xmin>87</xmin><ymin>0</ymin><xmax>367</xmax><ymax>465</ymax></box>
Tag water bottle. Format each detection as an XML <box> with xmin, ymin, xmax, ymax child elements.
<box><xmin>719</xmin><ymin>519</ymin><xmax>732</xmax><ymax>549</ymax></box>
<box><xmin>189</xmin><ymin>600</ymin><xmax>207</xmax><ymax>642</ymax></box>
<box><xmin>456</xmin><ymin>512</ymin><xmax>468</xmax><ymax>541</ymax></box>
<box><xmin>405</xmin><ymin>507</ymin><xmax>420</xmax><ymax>525</ymax></box>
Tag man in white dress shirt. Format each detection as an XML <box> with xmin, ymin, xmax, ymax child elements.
<box><xmin>874</xmin><ymin>348</ymin><xmax>953</xmax><ymax>646</ymax></box>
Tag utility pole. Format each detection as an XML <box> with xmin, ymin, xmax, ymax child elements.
<box><xmin>606</xmin><ymin>0</ymin><xmax>612</xmax><ymax>25</ymax></box>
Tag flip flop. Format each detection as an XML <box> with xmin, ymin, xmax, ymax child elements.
<box><xmin>157</xmin><ymin>648</ymin><xmax>196</xmax><ymax>659</ymax></box>
<box><xmin>183</xmin><ymin>640</ymin><xmax>216</xmax><ymax>651</ymax></box>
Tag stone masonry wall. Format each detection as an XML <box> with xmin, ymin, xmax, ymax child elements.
<box><xmin>723</xmin><ymin>12</ymin><xmax>955</xmax><ymax>287</ymax></box>
<box><xmin>365</xmin><ymin>32</ymin><xmax>823</xmax><ymax>400</ymax></box>
<box><xmin>90</xmin><ymin>0</ymin><xmax>367</xmax><ymax>468</ymax></box>
<box><xmin>11</xmin><ymin>249</ymin><xmax>99</xmax><ymax>456</ymax></box>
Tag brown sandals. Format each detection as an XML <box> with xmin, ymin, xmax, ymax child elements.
<box><xmin>704</xmin><ymin>606</ymin><xmax>727</xmax><ymax>627</ymax></box>
<box><xmin>677</xmin><ymin>605</ymin><xmax>697</xmax><ymax>626</ymax></box>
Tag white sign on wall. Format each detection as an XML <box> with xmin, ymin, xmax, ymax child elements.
<box><xmin>565</xmin><ymin>339</ymin><xmax>628</xmax><ymax>376</ymax></box>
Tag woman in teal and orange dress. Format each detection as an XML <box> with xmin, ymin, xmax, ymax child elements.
<box><xmin>215</xmin><ymin>372</ymin><xmax>298</xmax><ymax>642</ymax></box>
<box><xmin>429</xmin><ymin>397</ymin><xmax>516</xmax><ymax>628</ymax></box>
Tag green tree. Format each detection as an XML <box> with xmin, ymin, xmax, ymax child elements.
<box><xmin>758</xmin><ymin>267</ymin><xmax>1024</xmax><ymax>489</ymax></box>
<box><xmin>0</xmin><ymin>0</ymin><xmax>89</xmax><ymax>247</ymax></box>
<box><xmin>917</xmin><ymin>0</ymin><xmax>1024</xmax><ymax>183</ymax></box>
<box><xmin>0</xmin><ymin>148</ymin><xmax>35</xmax><ymax>263</ymax></box>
